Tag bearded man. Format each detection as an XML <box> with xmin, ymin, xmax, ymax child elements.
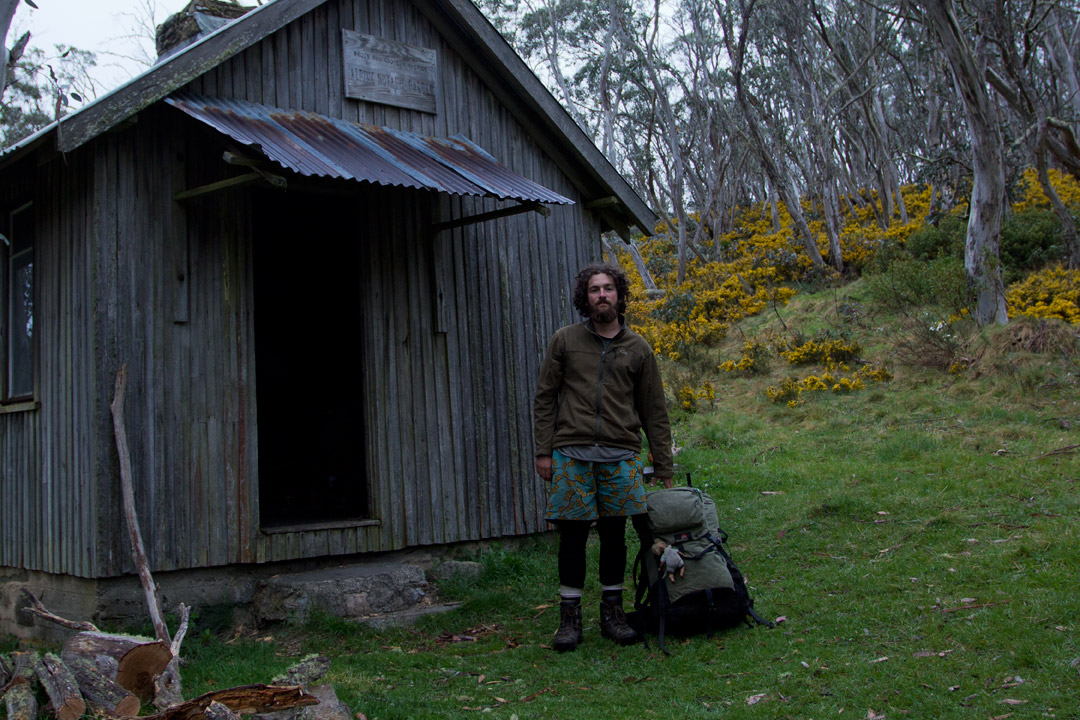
<box><xmin>533</xmin><ymin>262</ymin><xmax>673</xmax><ymax>652</ymax></box>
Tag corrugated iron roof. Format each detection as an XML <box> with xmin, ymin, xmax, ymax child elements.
<box><xmin>166</xmin><ymin>92</ymin><xmax>573</xmax><ymax>205</ymax></box>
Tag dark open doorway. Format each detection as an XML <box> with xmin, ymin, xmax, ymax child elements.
<box><xmin>253</xmin><ymin>192</ymin><xmax>369</xmax><ymax>528</ymax></box>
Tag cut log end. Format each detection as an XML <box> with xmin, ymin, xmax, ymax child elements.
<box><xmin>116</xmin><ymin>694</ymin><xmax>143</xmax><ymax>717</ymax></box>
<box><xmin>117</xmin><ymin>641</ymin><xmax>174</xmax><ymax>701</ymax></box>
<box><xmin>63</xmin><ymin>632</ymin><xmax>172</xmax><ymax>701</ymax></box>
<box><xmin>54</xmin><ymin>697</ymin><xmax>89</xmax><ymax>720</ymax></box>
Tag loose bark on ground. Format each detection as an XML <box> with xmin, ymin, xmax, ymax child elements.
<box><xmin>140</xmin><ymin>684</ymin><xmax>318</xmax><ymax>720</ymax></box>
<box><xmin>272</xmin><ymin>656</ymin><xmax>331</xmax><ymax>688</ymax></box>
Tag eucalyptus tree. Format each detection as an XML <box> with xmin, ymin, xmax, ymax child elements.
<box><xmin>719</xmin><ymin>0</ymin><xmax>827</xmax><ymax>269</ymax></box>
<box><xmin>918</xmin><ymin>0</ymin><xmax>1009</xmax><ymax>324</ymax></box>
<box><xmin>974</xmin><ymin>0</ymin><xmax>1080</xmax><ymax>266</ymax></box>
<box><xmin>1</xmin><ymin>0</ymin><xmax>30</xmax><ymax>101</ymax></box>
<box><xmin>478</xmin><ymin>0</ymin><xmax>1079</xmax><ymax>293</ymax></box>
<box><xmin>806</xmin><ymin>0</ymin><xmax>913</xmax><ymax>229</ymax></box>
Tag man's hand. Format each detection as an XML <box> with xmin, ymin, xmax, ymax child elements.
<box><xmin>536</xmin><ymin>455</ymin><xmax>553</xmax><ymax>481</ymax></box>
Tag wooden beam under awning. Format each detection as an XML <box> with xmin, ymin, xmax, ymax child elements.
<box><xmin>173</xmin><ymin>170</ymin><xmax>286</xmax><ymax>201</ymax></box>
<box><xmin>429</xmin><ymin>201</ymin><xmax>550</xmax><ymax>233</ymax></box>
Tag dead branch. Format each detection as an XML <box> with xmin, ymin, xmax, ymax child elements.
<box><xmin>19</xmin><ymin>589</ymin><xmax>100</xmax><ymax>632</ymax></box>
<box><xmin>171</xmin><ymin>604</ymin><xmax>191</xmax><ymax>657</ymax></box>
<box><xmin>153</xmin><ymin>658</ymin><xmax>184</xmax><ymax>712</ymax></box>
<box><xmin>1033</xmin><ymin>444</ymin><xmax>1080</xmax><ymax>459</ymax></box>
<box><xmin>111</xmin><ymin>364</ymin><xmax>171</xmax><ymax>646</ymax></box>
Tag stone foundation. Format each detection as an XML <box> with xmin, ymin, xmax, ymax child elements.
<box><xmin>0</xmin><ymin>539</ymin><xmax>506</xmax><ymax>642</ymax></box>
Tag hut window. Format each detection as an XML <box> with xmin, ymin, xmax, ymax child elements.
<box><xmin>2</xmin><ymin>202</ymin><xmax>34</xmax><ymax>401</ymax></box>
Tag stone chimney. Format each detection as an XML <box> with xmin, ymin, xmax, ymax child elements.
<box><xmin>155</xmin><ymin>1</ymin><xmax>255</xmax><ymax>61</ymax></box>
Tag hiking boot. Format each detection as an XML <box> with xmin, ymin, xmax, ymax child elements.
<box><xmin>599</xmin><ymin>598</ymin><xmax>639</xmax><ymax>646</ymax></box>
<box><xmin>553</xmin><ymin>599</ymin><xmax>583</xmax><ymax>652</ymax></box>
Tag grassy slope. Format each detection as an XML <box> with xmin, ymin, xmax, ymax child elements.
<box><xmin>197</xmin><ymin>285</ymin><xmax>1076</xmax><ymax>719</ymax></box>
<box><xmin>10</xmin><ymin>285</ymin><xmax>1078</xmax><ymax>720</ymax></box>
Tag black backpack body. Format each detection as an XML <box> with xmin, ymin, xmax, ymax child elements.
<box><xmin>630</xmin><ymin>484</ymin><xmax>771</xmax><ymax>652</ymax></box>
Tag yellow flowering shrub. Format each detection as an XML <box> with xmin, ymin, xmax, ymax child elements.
<box><xmin>677</xmin><ymin>380</ymin><xmax>717</xmax><ymax>413</ymax></box>
<box><xmin>719</xmin><ymin>339</ymin><xmax>772</xmax><ymax>374</ymax></box>
<box><xmin>1012</xmin><ymin>168</ymin><xmax>1080</xmax><ymax>213</ymax></box>
<box><xmin>619</xmin><ymin>182</ymin><xmax>945</xmax><ymax>361</ymax></box>
<box><xmin>765</xmin><ymin>377</ymin><xmax>802</xmax><ymax>406</ymax></box>
<box><xmin>765</xmin><ymin>364</ymin><xmax>891</xmax><ymax>405</ymax></box>
<box><xmin>622</xmin><ymin>238</ymin><xmax>797</xmax><ymax>360</ymax></box>
<box><xmin>678</xmin><ymin>384</ymin><xmax>697</xmax><ymax>411</ymax></box>
<box><xmin>859</xmin><ymin>364</ymin><xmax>894</xmax><ymax>382</ymax></box>
<box><xmin>1006</xmin><ymin>265</ymin><xmax>1080</xmax><ymax>324</ymax></box>
<box><xmin>780</xmin><ymin>338</ymin><xmax>862</xmax><ymax>366</ymax></box>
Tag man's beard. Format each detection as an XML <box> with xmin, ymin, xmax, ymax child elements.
<box><xmin>590</xmin><ymin>302</ymin><xmax>618</xmax><ymax>324</ymax></box>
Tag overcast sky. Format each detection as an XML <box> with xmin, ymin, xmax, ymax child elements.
<box><xmin>10</xmin><ymin>0</ymin><xmax>211</xmax><ymax>97</ymax></box>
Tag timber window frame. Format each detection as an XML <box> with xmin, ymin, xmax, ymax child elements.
<box><xmin>1</xmin><ymin>201</ymin><xmax>35</xmax><ymax>404</ymax></box>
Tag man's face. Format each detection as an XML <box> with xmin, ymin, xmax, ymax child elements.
<box><xmin>587</xmin><ymin>273</ymin><xmax>619</xmax><ymax>323</ymax></box>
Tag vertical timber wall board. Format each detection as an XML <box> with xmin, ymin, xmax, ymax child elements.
<box><xmin>5</xmin><ymin>0</ymin><xmax>605</xmax><ymax>577</ymax></box>
<box><xmin>0</xmin><ymin>152</ymin><xmax>98</xmax><ymax>577</ymax></box>
<box><xmin>82</xmin><ymin>110</ymin><xmax>261</xmax><ymax>576</ymax></box>
<box><xmin>194</xmin><ymin>0</ymin><xmax>597</xmax><ymax>555</ymax></box>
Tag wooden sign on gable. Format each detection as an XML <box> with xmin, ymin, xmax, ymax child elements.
<box><xmin>342</xmin><ymin>30</ymin><xmax>437</xmax><ymax>114</ymax></box>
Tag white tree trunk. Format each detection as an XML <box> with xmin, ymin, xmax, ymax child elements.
<box><xmin>0</xmin><ymin>0</ymin><xmax>20</xmax><ymax>99</ymax></box>
<box><xmin>923</xmin><ymin>0</ymin><xmax>1008</xmax><ymax>325</ymax></box>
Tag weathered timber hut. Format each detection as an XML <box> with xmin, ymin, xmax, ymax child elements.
<box><xmin>0</xmin><ymin>0</ymin><xmax>654</xmax><ymax>633</ymax></box>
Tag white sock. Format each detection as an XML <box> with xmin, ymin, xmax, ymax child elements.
<box><xmin>560</xmin><ymin>585</ymin><xmax>583</xmax><ymax>600</ymax></box>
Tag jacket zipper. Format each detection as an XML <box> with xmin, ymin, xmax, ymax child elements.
<box><xmin>594</xmin><ymin>337</ymin><xmax>612</xmax><ymax>441</ymax></box>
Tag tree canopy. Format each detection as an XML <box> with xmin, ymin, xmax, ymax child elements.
<box><xmin>479</xmin><ymin>0</ymin><xmax>1080</xmax><ymax>323</ymax></box>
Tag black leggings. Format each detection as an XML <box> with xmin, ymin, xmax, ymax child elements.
<box><xmin>557</xmin><ymin>516</ymin><xmax>632</xmax><ymax>589</ymax></box>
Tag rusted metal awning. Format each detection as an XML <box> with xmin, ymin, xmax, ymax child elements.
<box><xmin>165</xmin><ymin>92</ymin><xmax>573</xmax><ymax>205</ymax></box>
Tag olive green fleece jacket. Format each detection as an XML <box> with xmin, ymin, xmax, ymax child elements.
<box><xmin>533</xmin><ymin>319</ymin><xmax>674</xmax><ymax>477</ymax></box>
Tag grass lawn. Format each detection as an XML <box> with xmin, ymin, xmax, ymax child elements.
<box><xmin>8</xmin><ymin>286</ymin><xmax>1078</xmax><ymax>720</ymax></box>
<box><xmin>169</xmin><ymin>287</ymin><xmax>1080</xmax><ymax>720</ymax></box>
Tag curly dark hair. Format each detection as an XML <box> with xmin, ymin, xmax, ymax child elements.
<box><xmin>572</xmin><ymin>262</ymin><xmax>631</xmax><ymax>318</ymax></box>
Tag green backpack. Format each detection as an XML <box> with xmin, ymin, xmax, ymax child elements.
<box><xmin>631</xmin><ymin>484</ymin><xmax>772</xmax><ymax>652</ymax></box>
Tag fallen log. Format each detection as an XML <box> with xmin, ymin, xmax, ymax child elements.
<box><xmin>0</xmin><ymin>651</ymin><xmax>37</xmax><ymax>696</ymax></box>
<box><xmin>66</xmin><ymin>656</ymin><xmax>141</xmax><ymax>717</ymax></box>
<box><xmin>62</xmin><ymin>630</ymin><xmax>172</xmax><ymax>701</ymax></box>
<box><xmin>142</xmin><ymin>684</ymin><xmax>318</xmax><ymax>720</ymax></box>
<box><xmin>4</xmin><ymin>681</ymin><xmax>38</xmax><ymax>720</ymax></box>
<box><xmin>0</xmin><ymin>654</ymin><xmax>13</xmax><ymax>688</ymax></box>
<box><xmin>34</xmin><ymin>653</ymin><xmax>87</xmax><ymax>720</ymax></box>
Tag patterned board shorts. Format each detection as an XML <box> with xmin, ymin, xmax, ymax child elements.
<box><xmin>545</xmin><ymin>449</ymin><xmax>647</xmax><ymax>521</ymax></box>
